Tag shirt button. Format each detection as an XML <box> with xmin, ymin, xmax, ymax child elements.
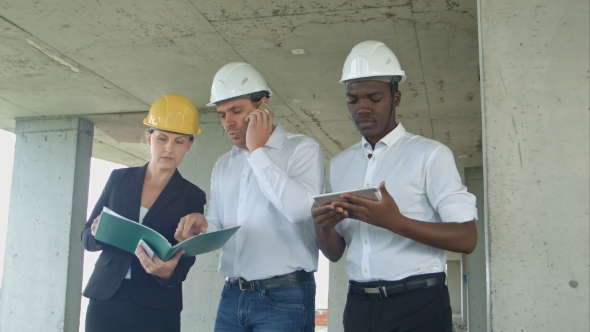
<box><xmin>242</xmin><ymin>174</ymin><xmax>245</xmax><ymax>178</ymax></box>
<box><xmin>366</xmin><ymin>183</ymin><xmax>370</xmax><ymax>187</ymax></box>
<box><xmin>364</xmin><ymin>239</ymin><xmax>368</xmax><ymax>245</ymax></box>
<box><xmin>364</xmin><ymin>268</ymin><xmax>368</xmax><ymax>273</ymax></box>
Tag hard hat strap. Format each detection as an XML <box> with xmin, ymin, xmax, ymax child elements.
<box><xmin>249</xmin><ymin>91</ymin><xmax>271</xmax><ymax>103</ymax></box>
<box><xmin>385</xmin><ymin>78</ymin><xmax>399</xmax><ymax>129</ymax></box>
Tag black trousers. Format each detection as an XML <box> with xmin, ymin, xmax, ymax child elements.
<box><xmin>85</xmin><ymin>280</ymin><xmax>181</xmax><ymax>332</ymax></box>
<box><xmin>343</xmin><ymin>276</ymin><xmax>452</xmax><ymax>332</ymax></box>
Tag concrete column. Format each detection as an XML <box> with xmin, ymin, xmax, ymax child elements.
<box><xmin>479</xmin><ymin>0</ymin><xmax>589</xmax><ymax>330</ymax></box>
<box><xmin>465</xmin><ymin>167</ymin><xmax>487</xmax><ymax>332</ymax></box>
<box><xmin>176</xmin><ymin>111</ymin><xmax>232</xmax><ymax>331</ymax></box>
<box><xmin>461</xmin><ymin>254</ymin><xmax>468</xmax><ymax>323</ymax></box>
<box><xmin>447</xmin><ymin>260</ymin><xmax>462</xmax><ymax>316</ymax></box>
<box><xmin>327</xmin><ymin>251</ymin><xmax>348</xmax><ymax>332</ymax></box>
<box><xmin>0</xmin><ymin>117</ymin><xmax>93</xmax><ymax>331</ymax></box>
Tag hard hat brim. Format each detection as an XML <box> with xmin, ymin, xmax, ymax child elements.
<box><xmin>143</xmin><ymin>120</ymin><xmax>202</xmax><ymax>135</ymax></box>
<box><xmin>340</xmin><ymin>73</ymin><xmax>406</xmax><ymax>85</ymax></box>
<box><xmin>205</xmin><ymin>91</ymin><xmax>273</xmax><ymax>107</ymax></box>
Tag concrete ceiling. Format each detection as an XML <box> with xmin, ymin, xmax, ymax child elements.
<box><xmin>0</xmin><ymin>0</ymin><xmax>482</xmax><ymax>172</ymax></box>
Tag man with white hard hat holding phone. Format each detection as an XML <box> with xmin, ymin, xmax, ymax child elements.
<box><xmin>312</xmin><ymin>41</ymin><xmax>478</xmax><ymax>331</ymax></box>
<box><xmin>176</xmin><ymin>62</ymin><xmax>324</xmax><ymax>332</ymax></box>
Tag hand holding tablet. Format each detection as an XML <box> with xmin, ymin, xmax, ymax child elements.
<box><xmin>313</xmin><ymin>187</ymin><xmax>382</xmax><ymax>206</ymax></box>
<box><xmin>138</xmin><ymin>239</ymin><xmax>155</xmax><ymax>259</ymax></box>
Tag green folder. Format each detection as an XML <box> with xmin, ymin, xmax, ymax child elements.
<box><xmin>94</xmin><ymin>207</ymin><xmax>240</xmax><ymax>261</ymax></box>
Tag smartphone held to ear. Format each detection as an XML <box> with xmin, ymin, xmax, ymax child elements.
<box><xmin>257</xmin><ymin>101</ymin><xmax>275</xmax><ymax>117</ymax></box>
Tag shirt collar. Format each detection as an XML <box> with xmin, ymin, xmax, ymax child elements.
<box><xmin>230</xmin><ymin>123</ymin><xmax>286</xmax><ymax>156</ymax></box>
<box><xmin>361</xmin><ymin>122</ymin><xmax>406</xmax><ymax>150</ymax></box>
<box><xmin>266</xmin><ymin>123</ymin><xmax>286</xmax><ymax>149</ymax></box>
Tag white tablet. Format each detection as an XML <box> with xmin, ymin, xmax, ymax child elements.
<box><xmin>313</xmin><ymin>187</ymin><xmax>382</xmax><ymax>206</ymax></box>
<box><xmin>138</xmin><ymin>239</ymin><xmax>155</xmax><ymax>259</ymax></box>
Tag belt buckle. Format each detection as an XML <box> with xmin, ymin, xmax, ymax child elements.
<box><xmin>363</xmin><ymin>286</ymin><xmax>388</xmax><ymax>299</ymax></box>
<box><xmin>238</xmin><ymin>279</ymin><xmax>254</xmax><ymax>291</ymax></box>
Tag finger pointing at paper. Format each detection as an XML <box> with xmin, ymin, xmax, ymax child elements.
<box><xmin>175</xmin><ymin>213</ymin><xmax>208</xmax><ymax>242</ymax></box>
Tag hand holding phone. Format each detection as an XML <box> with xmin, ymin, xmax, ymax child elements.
<box><xmin>246</xmin><ymin>100</ymin><xmax>275</xmax><ymax>152</ymax></box>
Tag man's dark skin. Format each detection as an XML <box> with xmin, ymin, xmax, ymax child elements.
<box><xmin>312</xmin><ymin>80</ymin><xmax>477</xmax><ymax>262</ymax></box>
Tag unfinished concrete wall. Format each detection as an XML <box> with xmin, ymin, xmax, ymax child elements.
<box><xmin>479</xmin><ymin>0</ymin><xmax>590</xmax><ymax>330</ymax></box>
<box><xmin>177</xmin><ymin>111</ymin><xmax>232</xmax><ymax>331</ymax></box>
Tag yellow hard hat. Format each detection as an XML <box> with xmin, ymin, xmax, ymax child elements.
<box><xmin>143</xmin><ymin>94</ymin><xmax>202</xmax><ymax>135</ymax></box>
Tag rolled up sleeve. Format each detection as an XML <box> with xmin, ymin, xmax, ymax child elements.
<box><xmin>425</xmin><ymin>146</ymin><xmax>478</xmax><ymax>223</ymax></box>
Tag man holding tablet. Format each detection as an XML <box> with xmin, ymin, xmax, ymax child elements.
<box><xmin>312</xmin><ymin>41</ymin><xmax>478</xmax><ymax>331</ymax></box>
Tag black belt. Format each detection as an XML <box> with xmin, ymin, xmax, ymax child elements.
<box><xmin>349</xmin><ymin>272</ymin><xmax>446</xmax><ymax>299</ymax></box>
<box><xmin>227</xmin><ymin>270</ymin><xmax>314</xmax><ymax>291</ymax></box>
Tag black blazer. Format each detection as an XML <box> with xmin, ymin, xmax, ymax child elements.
<box><xmin>81</xmin><ymin>164</ymin><xmax>206</xmax><ymax>312</ymax></box>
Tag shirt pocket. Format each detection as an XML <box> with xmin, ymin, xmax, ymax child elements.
<box><xmin>259</xmin><ymin>283</ymin><xmax>308</xmax><ymax>310</ymax></box>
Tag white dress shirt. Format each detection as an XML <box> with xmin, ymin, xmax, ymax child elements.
<box><xmin>206</xmin><ymin>124</ymin><xmax>325</xmax><ymax>281</ymax></box>
<box><xmin>125</xmin><ymin>206</ymin><xmax>149</xmax><ymax>279</ymax></box>
<box><xmin>329</xmin><ymin>123</ymin><xmax>477</xmax><ymax>282</ymax></box>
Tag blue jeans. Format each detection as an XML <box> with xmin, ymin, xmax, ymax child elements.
<box><xmin>214</xmin><ymin>279</ymin><xmax>316</xmax><ymax>332</ymax></box>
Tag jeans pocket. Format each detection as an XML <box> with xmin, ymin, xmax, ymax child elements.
<box><xmin>220</xmin><ymin>282</ymin><xmax>230</xmax><ymax>299</ymax></box>
<box><xmin>259</xmin><ymin>283</ymin><xmax>307</xmax><ymax>310</ymax></box>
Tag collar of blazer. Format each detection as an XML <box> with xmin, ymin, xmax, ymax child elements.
<box><xmin>128</xmin><ymin>163</ymin><xmax>184</xmax><ymax>227</ymax></box>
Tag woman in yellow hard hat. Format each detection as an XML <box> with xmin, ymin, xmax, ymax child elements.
<box><xmin>81</xmin><ymin>94</ymin><xmax>206</xmax><ymax>332</ymax></box>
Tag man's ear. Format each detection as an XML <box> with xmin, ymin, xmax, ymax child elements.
<box><xmin>394</xmin><ymin>91</ymin><xmax>402</xmax><ymax>107</ymax></box>
<box><xmin>261</xmin><ymin>96</ymin><xmax>270</xmax><ymax>105</ymax></box>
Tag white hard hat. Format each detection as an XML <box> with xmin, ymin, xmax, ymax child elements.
<box><xmin>340</xmin><ymin>40</ymin><xmax>406</xmax><ymax>84</ymax></box>
<box><xmin>207</xmin><ymin>62</ymin><xmax>273</xmax><ymax>106</ymax></box>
